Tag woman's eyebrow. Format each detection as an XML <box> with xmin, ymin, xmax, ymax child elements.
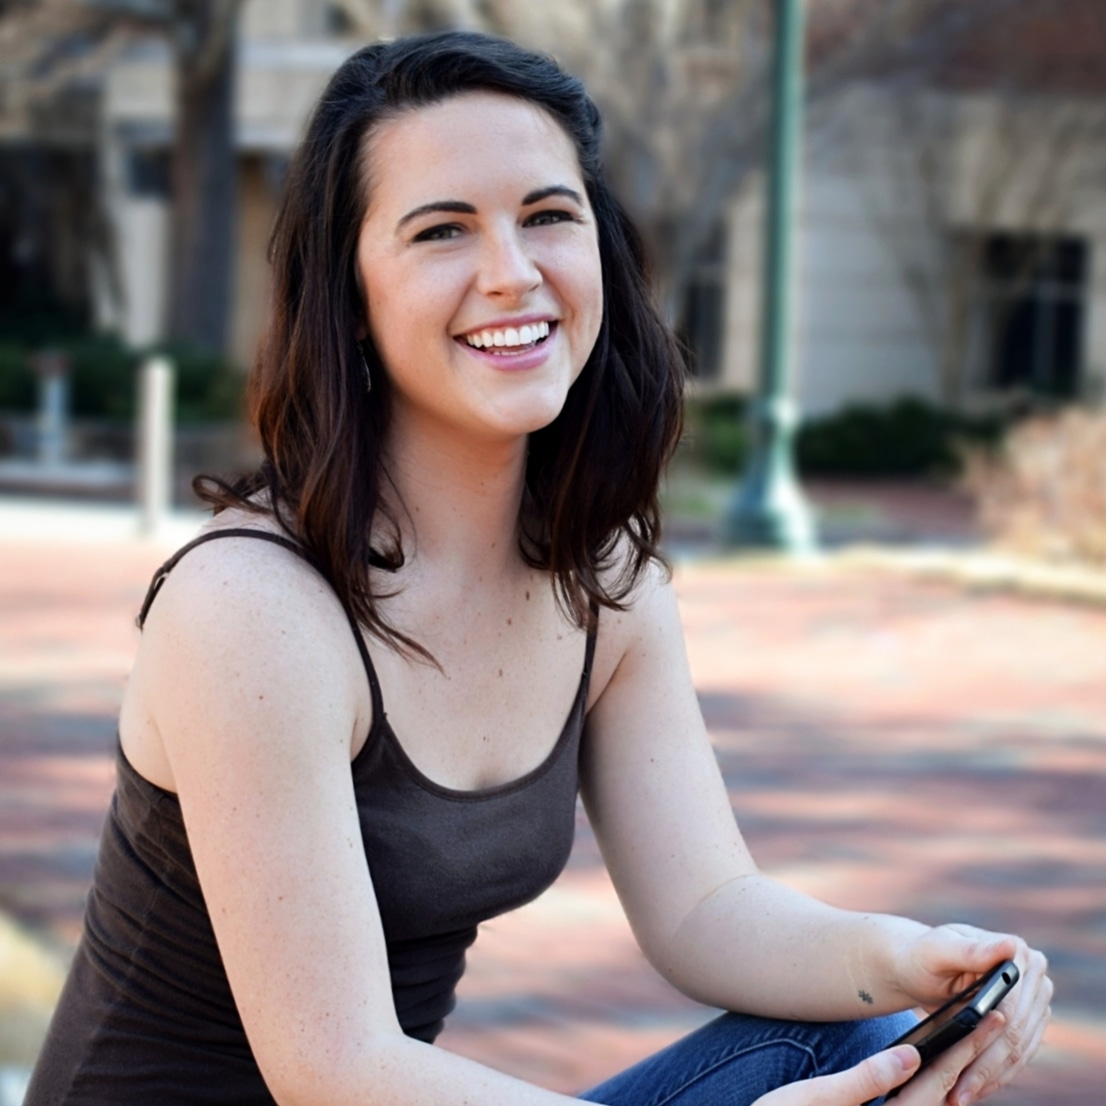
<box><xmin>396</xmin><ymin>186</ymin><xmax>585</xmax><ymax>232</ymax></box>
<box><xmin>396</xmin><ymin>200</ymin><xmax>476</xmax><ymax>231</ymax></box>
<box><xmin>523</xmin><ymin>184</ymin><xmax>584</xmax><ymax>206</ymax></box>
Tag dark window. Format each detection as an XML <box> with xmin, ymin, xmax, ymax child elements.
<box><xmin>983</xmin><ymin>233</ymin><xmax>1089</xmax><ymax>399</ymax></box>
<box><xmin>678</xmin><ymin>221</ymin><xmax>728</xmax><ymax>381</ymax></box>
<box><xmin>126</xmin><ymin>147</ymin><xmax>171</xmax><ymax>200</ymax></box>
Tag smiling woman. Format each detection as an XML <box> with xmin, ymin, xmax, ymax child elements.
<box><xmin>357</xmin><ymin>92</ymin><xmax>603</xmax><ymax>446</ymax></box>
<box><xmin>24</xmin><ymin>30</ymin><xmax>1051</xmax><ymax>1106</ymax></box>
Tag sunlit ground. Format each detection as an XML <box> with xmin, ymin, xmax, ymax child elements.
<box><xmin>1</xmin><ymin>492</ymin><xmax>1104</xmax><ymax>1104</ymax></box>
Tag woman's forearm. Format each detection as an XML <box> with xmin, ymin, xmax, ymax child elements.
<box><xmin>270</xmin><ymin>1027</ymin><xmax>586</xmax><ymax>1106</ymax></box>
<box><xmin>655</xmin><ymin>873</ymin><xmax>928</xmax><ymax>1021</ymax></box>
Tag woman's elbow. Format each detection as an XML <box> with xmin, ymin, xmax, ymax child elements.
<box><xmin>259</xmin><ymin>1024</ymin><xmax>412</xmax><ymax>1106</ymax></box>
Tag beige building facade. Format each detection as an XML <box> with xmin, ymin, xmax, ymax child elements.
<box><xmin>698</xmin><ymin>86</ymin><xmax>1106</xmax><ymax>417</ymax></box>
<box><xmin>98</xmin><ymin>0</ymin><xmax>357</xmax><ymax>366</ymax></box>
<box><xmin>94</xmin><ymin>1</ymin><xmax>1106</xmax><ymax>415</ymax></box>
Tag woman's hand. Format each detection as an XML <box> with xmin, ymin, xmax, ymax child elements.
<box><xmin>752</xmin><ymin>1011</ymin><xmax>1007</xmax><ymax>1106</ymax></box>
<box><xmin>888</xmin><ymin>924</ymin><xmax>1052</xmax><ymax>1106</ymax></box>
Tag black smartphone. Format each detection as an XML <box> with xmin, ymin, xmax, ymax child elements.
<box><xmin>864</xmin><ymin>959</ymin><xmax>1020</xmax><ymax>1104</ymax></box>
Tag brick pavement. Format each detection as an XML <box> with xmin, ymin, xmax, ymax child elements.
<box><xmin>1</xmin><ymin>497</ymin><xmax>1104</xmax><ymax>1103</ymax></box>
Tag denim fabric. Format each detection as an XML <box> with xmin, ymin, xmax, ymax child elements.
<box><xmin>580</xmin><ymin>1009</ymin><xmax>919</xmax><ymax>1106</ymax></box>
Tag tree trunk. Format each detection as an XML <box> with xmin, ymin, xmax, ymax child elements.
<box><xmin>167</xmin><ymin>0</ymin><xmax>239</xmax><ymax>355</ymax></box>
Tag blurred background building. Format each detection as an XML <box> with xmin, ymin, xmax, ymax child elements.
<box><xmin>95</xmin><ymin>0</ymin><xmax>358</xmax><ymax>365</ymax></box>
<box><xmin>1</xmin><ymin>0</ymin><xmax>1105</xmax><ymax>502</ymax></box>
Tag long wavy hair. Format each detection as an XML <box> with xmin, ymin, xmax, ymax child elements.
<box><xmin>197</xmin><ymin>31</ymin><xmax>686</xmax><ymax>655</ymax></box>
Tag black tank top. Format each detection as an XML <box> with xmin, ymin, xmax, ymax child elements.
<box><xmin>25</xmin><ymin>529</ymin><xmax>596</xmax><ymax>1104</ymax></box>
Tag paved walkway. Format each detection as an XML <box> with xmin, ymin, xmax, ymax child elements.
<box><xmin>1</xmin><ymin>495</ymin><xmax>1104</xmax><ymax>1103</ymax></box>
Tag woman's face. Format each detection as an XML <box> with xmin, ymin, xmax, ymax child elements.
<box><xmin>356</xmin><ymin>92</ymin><xmax>603</xmax><ymax>447</ymax></box>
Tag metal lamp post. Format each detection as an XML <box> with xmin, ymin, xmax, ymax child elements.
<box><xmin>724</xmin><ymin>0</ymin><xmax>816</xmax><ymax>552</ymax></box>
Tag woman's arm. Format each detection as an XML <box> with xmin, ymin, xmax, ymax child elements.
<box><xmin>581</xmin><ymin>567</ymin><xmax>1050</xmax><ymax>1099</ymax></box>
<box><xmin>582</xmin><ymin>565</ymin><xmax>913</xmax><ymax>1016</ymax></box>
<box><xmin>138</xmin><ymin>539</ymin><xmax>585</xmax><ymax>1106</ymax></box>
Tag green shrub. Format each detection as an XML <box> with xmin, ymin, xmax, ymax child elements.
<box><xmin>682</xmin><ymin>393</ymin><xmax>749</xmax><ymax>473</ymax></box>
<box><xmin>158</xmin><ymin>342</ymin><xmax>246</xmax><ymax>423</ymax></box>
<box><xmin>796</xmin><ymin>397</ymin><xmax>1003</xmax><ymax>478</ymax></box>
<box><xmin>680</xmin><ymin>393</ymin><xmax>1006</xmax><ymax>479</ymax></box>
<box><xmin>0</xmin><ymin>344</ymin><xmax>35</xmax><ymax>410</ymax></box>
<box><xmin>0</xmin><ymin>333</ymin><xmax>244</xmax><ymax>423</ymax></box>
<box><xmin>67</xmin><ymin>335</ymin><xmax>142</xmax><ymax>419</ymax></box>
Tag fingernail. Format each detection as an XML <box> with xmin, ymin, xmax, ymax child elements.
<box><xmin>891</xmin><ymin>1046</ymin><xmax>918</xmax><ymax>1075</ymax></box>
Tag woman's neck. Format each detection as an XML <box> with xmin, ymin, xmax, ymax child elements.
<box><xmin>380</xmin><ymin>418</ymin><xmax>529</xmax><ymax>581</ymax></box>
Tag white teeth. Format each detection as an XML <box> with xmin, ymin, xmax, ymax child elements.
<box><xmin>463</xmin><ymin>321</ymin><xmax>552</xmax><ymax>350</ymax></box>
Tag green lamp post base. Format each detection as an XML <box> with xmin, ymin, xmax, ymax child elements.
<box><xmin>723</xmin><ymin>396</ymin><xmax>816</xmax><ymax>553</ymax></box>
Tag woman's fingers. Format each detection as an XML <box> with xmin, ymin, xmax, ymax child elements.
<box><xmin>891</xmin><ymin>924</ymin><xmax>1053</xmax><ymax>1103</ymax></box>
<box><xmin>947</xmin><ymin>947</ymin><xmax>1053</xmax><ymax>1106</ymax></box>
<box><xmin>751</xmin><ymin>1046</ymin><xmax>921</xmax><ymax>1106</ymax></box>
<box><xmin>895</xmin><ymin>1011</ymin><xmax>1007</xmax><ymax>1105</ymax></box>
<box><xmin>899</xmin><ymin>924</ymin><xmax>1019</xmax><ymax>1009</ymax></box>
<box><xmin>751</xmin><ymin>1008</ymin><xmax>1014</xmax><ymax>1106</ymax></box>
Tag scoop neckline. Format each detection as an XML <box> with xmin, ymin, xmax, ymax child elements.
<box><xmin>356</xmin><ymin>671</ymin><xmax>588</xmax><ymax>802</ymax></box>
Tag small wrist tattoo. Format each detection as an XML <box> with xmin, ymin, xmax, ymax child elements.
<box><xmin>858</xmin><ymin>989</ymin><xmax>874</xmax><ymax>1005</ymax></box>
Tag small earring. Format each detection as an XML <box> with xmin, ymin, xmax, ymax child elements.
<box><xmin>358</xmin><ymin>342</ymin><xmax>372</xmax><ymax>394</ymax></box>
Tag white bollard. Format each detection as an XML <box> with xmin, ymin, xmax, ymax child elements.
<box><xmin>137</xmin><ymin>356</ymin><xmax>174</xmax><ymax>536</ymax></box>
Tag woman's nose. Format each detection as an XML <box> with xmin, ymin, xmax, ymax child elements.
<box><xmin>476</xmin><ymin>227</ymin><xmax>541</xmax><ymax>299</ymax></box>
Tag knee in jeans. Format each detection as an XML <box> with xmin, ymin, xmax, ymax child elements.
<box><xmin>823</xmin><ymin>1010</ymin><xmax>921</xmax><ymax>1073</ymax></box>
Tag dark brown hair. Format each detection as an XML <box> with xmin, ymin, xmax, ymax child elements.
<box><xmin>198</xmin><ymin>31</ymin><xmax>686</xmax><ymax>654</ymax></box>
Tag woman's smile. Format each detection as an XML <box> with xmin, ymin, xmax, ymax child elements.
<box><xmin>459</xmin><ymin>318</ymin><xmax>553</xmax><ymax>353</ymax></box>
<box><xmin>356</xmin><ymin>92</ymin><xmax>603</xmax><ymax>442</ymax></box>
<box><xmin>456</xmin><ymin>318</ymin><xmax>558</xmax><ymax>373</ymax></box>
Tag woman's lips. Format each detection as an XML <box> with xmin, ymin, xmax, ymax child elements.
<box><xmin>456</xmin><ymin>322</ymin><xmax>558</xmax><ymax>371</ymax></box>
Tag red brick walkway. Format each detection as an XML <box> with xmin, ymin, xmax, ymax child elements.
<box><xmin>1</xmin><ymin>501</ymin><xmax>1103</xmax><ymax>1103</ymax></box>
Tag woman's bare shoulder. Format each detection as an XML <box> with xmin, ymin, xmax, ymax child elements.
<box><xmin>587</xmin><ymin>548</ymin><xmax>676</xmax><ymax>708</ymax></box>
<box><xmin>125</xmin><ymin>509</ymin><xmax>372</xmax><ymax>779</ymax></box>
<box><xmin>153</xmin><ymin>512</ymin><xmax>333</xmax><ymax>628</ymax></box>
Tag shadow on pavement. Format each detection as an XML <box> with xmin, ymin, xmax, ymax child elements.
<box><xmin>2</xmin><ymin>503</ymin><xmax>1104</xmax><ymax>1103</ymax></box>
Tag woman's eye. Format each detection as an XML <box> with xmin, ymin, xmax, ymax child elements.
<box><xmin>413</xmin><ymin>223</ymin><xmax>463</xmax><ymax>242</ymax></box>
<box><xmin>526</xmin><ymin>209</ymin><xmax>576</xmax><ymax>228</ymax></box>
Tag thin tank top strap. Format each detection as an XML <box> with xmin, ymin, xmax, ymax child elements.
<box><xmin>342</xmin><ymin>605</ymin><xmax>385</xmax><ymax>722</ymax></box>
<box><xmin>136</xmin><ymin>528</ymin><xmax>305</xmax><ymax>629</ymax></box>
<box><xmin>576</xmin><ymin>600</ymin><xmax>599</xmax><ymax>712</ymax></box>
<box><xmin>583</xmin><ymin>601</ymin><xmax>599</xmax><ymax>678</ymax></box>
<box><xmin>135</xmin><ymin>527</ymin><xmax>385</xmax><ymax>718</ymax></box>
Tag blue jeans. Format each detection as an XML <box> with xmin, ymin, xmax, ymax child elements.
<box><xmin>580</xmin><ymin>1010</ymin><xmax>919</xmax><ymax>1106</ymax></box>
